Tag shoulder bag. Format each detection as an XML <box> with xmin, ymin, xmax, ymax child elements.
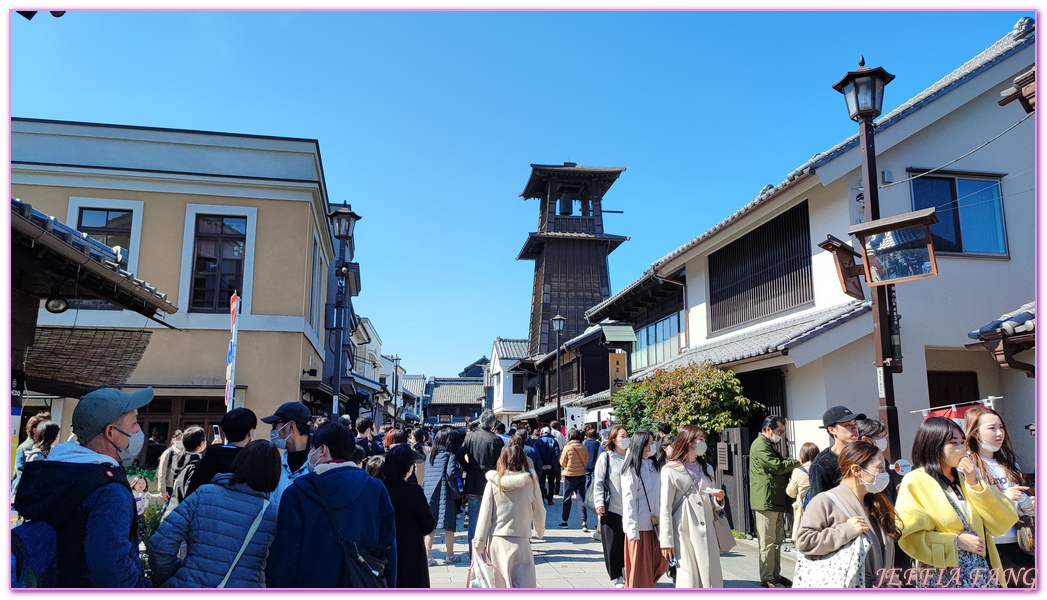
<box><xmin>792</xmin><ymin>491</ymin><xmax>870</xmax><ymax>588</ymax></box>
<box><xmin>585</xmin><ymin>451</ymin><xmax>610</xmax><ymax>515</ymax></box>
<box><xmin>217</xmin><ymin>498</ymin><xmax>270</xmax><ymax>588</ymax></box>
<box><xmin>314</xmin><ymin>473</ymin><xmax>388</xmax><ymax>588</ymax></box>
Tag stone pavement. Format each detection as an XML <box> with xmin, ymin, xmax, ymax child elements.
<box><xmin>427</xmin><ymin>494</ymin><xmax>795</xmax><ymax>589</ymax></box>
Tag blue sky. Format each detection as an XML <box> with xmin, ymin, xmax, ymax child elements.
<box><xmin>10</xmin><ymin>10</ymin><xmax>1035</xmax><ymax>378</ymax></box>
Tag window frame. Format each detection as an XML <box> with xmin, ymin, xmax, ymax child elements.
<box><xmin>66</xmin><ymin>197</ymin><xmax>144</xmax><ymax>274</ymax></box>
<box><xmin>907</xmin><ymin>168</ymin><xmax>1009</xmax><ymax>258</ymax></box>
<box><xmin>177</xmin><ymin>204</ymin><xmax>258</xmax><ymax>320</ymax></box>
<box><xmin>188</xmin><ymin>214</ymin><xmax>249</xmax><ymax>314</ymax></box>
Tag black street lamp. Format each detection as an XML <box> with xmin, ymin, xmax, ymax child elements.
<box><xmin>391</xmin><ymin>354</ymin><xmax>401</xmax><ymax>424</ymax></box>
<box><xmin>832</xmin><ymin>58</ymin><xmax>902</xmax><ymax>462</ymax></box>
<box><xmin>551</xmin><ymin>314</ymin><xmax>566</xmax><ymax>424</ymax></box>
<box><xmin>327</xmin><ymin>201</ymin><xmax>362</xmax><ymax>419</ymax></box>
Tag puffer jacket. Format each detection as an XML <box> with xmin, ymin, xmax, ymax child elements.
<box><xmin>558</xmin><ymin>441</ymin><xmax>589</xmax><ymax>477</ymax></box>
<box><xmin>149</xmin><ymin>473</ymin><xmax>278</xmax><ymax>588</ymax></box>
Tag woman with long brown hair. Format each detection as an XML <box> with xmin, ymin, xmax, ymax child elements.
<box><xmin>963</xmin><ymin>407</ymin><xmax>1033</xmax><ymax>586</ymax></box>
<box><xmin>795</xmin><ymin>440</ymin><xmax>901</xmax><ymax>588</ymax></box>
<box><xmin>472</xmin><ymin>443</ymin><xmax>546</xmax><ymax>587</ymax></box>
<box><xmin>658</xmin><ymin>425</ymin><xmax>724</xmax><ymax>588</ymax></box>
<box><xmin>594</xmin><ymin>424</ymin><xmax>630</xmax><ymax>587</ymax></box>
<box><xmin>896</xmin><ymin>417</ymin><xmax>1017</xmax><ymax>588</ymax></box>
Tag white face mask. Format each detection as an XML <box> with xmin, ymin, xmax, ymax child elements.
<box><xmin>270</xmin><ymin>422</ymin><xmax>290</xmax><ymax>450</ymax></box>
<box><xmin>693</xmin><ymin>440</ymin><xmax>708</xmax><ymax>456</ymax></box>
<box><xmin>859</xmin><ymin>467</ymin><xmax>891</xmax><ymax>494</ymax></box>
<box><xmin>770</xmin><ymin>433</ymin><xmax>782</xmax><ymax>444</ymax></box>
<box><xmin>874</xmin><ymin>438</ymin><xmax>888</xmax><ymax>452</ymax></box>
<box><xmin>111</xmin><ymin>427</ymin><xmax>145</xmax><ymax>467</ymax></box>
<box><xmin>617</xmin><ymin>438</ymin><xmax>630</xmax><ymax>449</ymax></box>
<box><xmin>174</xmin><ymin>440</ymin><xmax>183</xmax><ymax>450</ymax></box>
<box><xmin>979</xmin><ymin>440</ymin><xmax>1002</xmax><ymax>453</ymax></box>
<box><xmin>307</xmin><ymin>446</ymin><xmax>323</xmax><ymax>470</ymax></box>
<box><xmin>647</xmin><ymin>443</ymin><xmax>657</xmax><ymax>457</ymax></box>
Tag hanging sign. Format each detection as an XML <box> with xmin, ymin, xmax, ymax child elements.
<box><xmin>609</xmin><ymin>353</ymin><xmax>626</xmax><ymax>395</ymax></box>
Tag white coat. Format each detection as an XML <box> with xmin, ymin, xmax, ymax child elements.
<box><xmin>659</xmin><ymin>461</ymin><xmax>723</xmax><ymax>588</ymax></box>
<box><xmin>621</xmin><ymin>459</ymin><xmax>660</xmax><ymax>541</ymax></box>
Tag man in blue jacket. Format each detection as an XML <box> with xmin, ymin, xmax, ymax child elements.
<box><xmin>14</xmin><ymin>387</ymin><xmax>153</xmax><ymax>587</ymax></box>
<box><xmin>267</xmin><ymin>423</ymin><xmax>397</xmax><ymax>587</ymax></box>
<box><xmin>354</xmin><ymin>416</ymin><xmax>385</xmax><ymax>458</ymax></box>
<box><xmin>533</xmin><ymin>427</ymin><xmax>561</xmax><ymax>506</ymax></box>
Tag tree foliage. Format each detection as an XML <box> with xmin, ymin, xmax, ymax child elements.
<box><xmin>610</xmin><ymin>361</ymin><xmax>762</xmax><ymax>437</ymax></box>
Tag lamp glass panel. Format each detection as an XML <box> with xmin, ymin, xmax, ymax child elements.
<box><xmin>862</xmin><ymin>225</ymin><xmax>934</xmax><ymax>284</ymax></box>
<box><xmin>855</xmin><ymin>75</ymin><xmax>878</xmax><ymax>113</ymax></box>
<box><xmin>842</xmin><ymin>81</ymin><xmax>859</xmax><ymax>118</ymax></box>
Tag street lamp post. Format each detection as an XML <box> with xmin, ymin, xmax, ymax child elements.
<box><xmin>833</xmin><ymin>57</ymin><xmax>903</xmax><ymax>462</ymax></box>
<box><xmin>551</xmin><ymin>314</ymin><xmax>566</xmax><ymax>425</ymax></box>
<box><xmin>327</xmin><ymin>201</ymin><xmax>362</xmax><ymax>419</ymax></box>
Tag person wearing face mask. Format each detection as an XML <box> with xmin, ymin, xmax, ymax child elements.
<box><xmin>380</xmin><ymin>445</ymin><xmax>436</xmax><ymax>587</ymax></box>
<box><xmin>855</xmin><ymin>418</ymin><xmax>898</xmax><ymax>504</ymax></box>
<box><xmin>156</xmin><ymin>429</ymin><xmax>184</xmax><ymax>506</ymax></box>
<box><xmin>267</xmin><ymin>423</ymin><xmax>397</xmax><ymax>587</ymax></box>
<box><xmin>185</xmin><ymin>408</ymin><xmax>258</xmax><ymax>499</ymax></box>
<box><xmin>963</xmin><ymin>407</ymin><xmax>1033</xmax><ymax>587</ymax></box>
<box><xmin>896</xmin><ymin>417</ymin><xmax>1017</xmax><ymax>588</ymax></box>
<box><xmin>594</xmin><ymin>425</ymin><xmax>630</xmax><ymax>587</ymax></box>
<box><xmin>13</xmin><ymin>387</ymin><xmax>154</xmax><ymax>587</ymax></box>
<box><xmin>164</xmin><ymin>426</ymin><xmax>208</xmax><ymax>516</ymax></box>
<box><xmin>557</xmin><ymin>428</ymin><xmax>590</xmax><ymax>531</ymax></box>
<box><xmin>795</xmin><ymin>440</ymin><xmax>902</xmax><ymax>587</ymax></box>
<box><xmin>660</xmin><ymin>424</ymin><xmax>725</xmax><ymax>588</ymax></box>
<box><xmin>808</xmin><ymin>406</ymin><xmax>865</xmax><ymax>505</ymax></box>
<box><xmin>620</xmin><ymin>430</ymin><xmax>668</xmax><ymax>588</ymax></box>
<box><xmin>748</xmin><ymin>415</ymin><xmax>800</xmax><ymax>588</ymax></box>
<box><xmin>261</xmin><ymin>402</ymin><xmax>314</xmax><ymax>507</ymax></box>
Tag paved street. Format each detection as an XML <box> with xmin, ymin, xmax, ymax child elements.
<box><xmin>427</xmin><ymin>495</ymin><xmax>795</xmax><ymax>589</ymax></box>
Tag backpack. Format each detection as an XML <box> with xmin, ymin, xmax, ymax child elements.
<box><xmin>11</xmin><ymin>521</ymin><xmax>57</xmax><ymax>588</ymax></box>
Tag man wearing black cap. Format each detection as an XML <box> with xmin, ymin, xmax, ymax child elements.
<box><xmin>806</xmin><ymin>405</ymin><xmax>865</xmax><ymax>502</ymax></box>
<box><xmin>14</xmin><ymin>387</ymin><xmax>154</xmax><ymax>587</ymax></box>
<box><xmin>262</xmin><ymin>401</ymin><xmax>313</xmax><ymax>506</ymax></box>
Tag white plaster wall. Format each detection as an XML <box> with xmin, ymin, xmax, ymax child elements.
<box><xmin>491</xmin><ymin>354</ymin><xmax>526</xmax><ymax>414</ymax></box>
<box><xmin>781</xmin><ymin>359</ymin><xmax>831</xmax><ymax>460</ymax></box>
<box><xmin>998</xmin><ymin>350</ymin><xmax>1036</xmax><ymax>471</ymax></box>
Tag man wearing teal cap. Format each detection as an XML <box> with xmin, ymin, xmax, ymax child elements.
<box><xmin>14</xmin><ymin>387</ymin><xmax>154</xmax><ymax>587</ymax></box>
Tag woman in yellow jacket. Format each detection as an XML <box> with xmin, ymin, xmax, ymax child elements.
<box><xmin>896</xmin><ymin>417</ymin><xmax>1018</xmax><ymax>588</ymax></box>
<box><xmin>558</xmin><ymin>428</ymin><xmax>590</xmax><ymax>530</ymax></box>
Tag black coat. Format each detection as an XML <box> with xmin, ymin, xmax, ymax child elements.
<box><xmin>462</xmin><ymin>430</ymin><xmax>504</xmax><ymax>497</ymax></box>
<box><xmin>185</xmin><ymin>445</ymin><xmax>242</xmax><ymax>499</ymax></box>
<box><xmin>807</xmin><ymin>447</ymin><xmax>841</xmax><ymax>501</ymax></box>
<box><xmin>384</xmin><ymin>479</ymin><xmax>436</xmax><ymax>588</ymax></box>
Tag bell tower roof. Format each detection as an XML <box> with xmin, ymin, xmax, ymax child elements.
<box><xmin>518</xmin><ymin>163</ymin><xmax>626</xmax><ymax>200</ymax></box>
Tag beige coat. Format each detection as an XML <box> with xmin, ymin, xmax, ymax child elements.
<box><xmin>558</xmin><ymin>441</ymin><xmax>589</xmax><ymax>477</ymax></box>
<box><xmin>474</xmin><ymin>470</ymin><xmax>547</xmax><ymax>543</ymax></box>
<box><xmin>795</xmin><ymin>483</ymin><xmax>895</xmax><ymax>587</ymax></box>
<box><xmin>786</xmin><ymin>462</ymin><xmax>812</xmax><ymax>540</ymax></box>
<box><xmin>659</xmin><ymin>461</ymin><xmax>723</xmax><ymax>588</ymax></box>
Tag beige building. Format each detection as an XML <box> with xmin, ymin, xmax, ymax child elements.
<box><xmin>12</xmin><ymin>118</ymin><xmax>342</xmax><ymax>443</ymax></box>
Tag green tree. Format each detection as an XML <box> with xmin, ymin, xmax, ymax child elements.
<box><xmin>611</xmin><ymin>361</ymin><xmax>762</xmax><ymax>438</ymax></box>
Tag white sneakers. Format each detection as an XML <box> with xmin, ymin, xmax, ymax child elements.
<box><xmin>614</xmin><ymin>576</ymin><xmax>625</xmax><ymax>588</ymax></box>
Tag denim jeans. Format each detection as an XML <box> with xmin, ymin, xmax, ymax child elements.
<box><xmin>466</xmin><ymin>493</ymin><xmax>483</xmax><ymax>549</ymax></box>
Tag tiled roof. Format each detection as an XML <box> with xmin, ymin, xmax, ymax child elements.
<box><xmin>969</xmin><ymin>301</ymin><xmax>1035</xmax><ymax>340</ymax></box>
<box><xmin>401</xmin><ymin>375</ymin><xmax>427</xmax><ymax>399</ymax></box>
<box><xmin>586</xmin><ymin>269</ymin><xmax>655</xmax><ymax>320</ymax></box>
<box><xmin>519</xmin><ymin>163</ymin><xmax>627</xmax><ymax>199</ymax></box>
<box><xmin>493</xmin><ymin>338</ymin><xmax>529</xmax><ymax>361</ymax></box>
<box><xmin>516</xmin><ymin>231</ymin><xmax>630</xmax><ymax>261</ymax></box>
<box><xmin>649</xmin><ymin>18</ymin><xmax>1034</xmax><ymax>275</ymax></box>
<box><xmin>429</xmin><ymin>378</ymin><xmax>485</xmax><ymax>405</ymax></box>
<box><xmin>631</xmin><ymin>301</ymin><xmax>872</xmax><ymax>380</ymax></box>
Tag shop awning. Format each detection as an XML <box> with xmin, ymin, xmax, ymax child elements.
<box><xmin>601</xmin><ymin>324</ymin><xmax>637</xmax><ymax>343</ymax></box>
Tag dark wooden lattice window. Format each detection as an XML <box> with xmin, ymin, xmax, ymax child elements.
<box><xmin>708</xmin><ymin>201</ymin><xmax>813</xmax><ymax>332</ymax></box>
<box><xmin>190</xmin><ymin>215</ymin><xmax>247</xmax><ymax>313</ymax></box>
<box><xmin>73</xmin><ymin>208</ymin><xmax>133</xmax><ymax>310</ymax></box>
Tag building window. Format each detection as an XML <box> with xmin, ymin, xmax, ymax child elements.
<box><xmin>190</xmin><ymin>215</ymin><xmax>247</xmax><ymax>313</ymax></box>
<box><xmin>512</xmin><ymin>373</ymin><xmax>525</xmax><ymax>394</ymax></box>
<box><xmin>309</xmin><ymin>240</ymin><xmax>320</xmax><ymax>330</ymax></box>
<box><xmin>631</xmin><ymin>314</ymin><xmax>680</xmax><ymax>371</ymax></box>
<box><xmin>911</xmin><ymin>174</ymin><xmax>1006</xmax><ymax>255</ymax></box>
<box><xmin>72</xmin><ymin>208</ymin><xmax>133</xmax><ymax>310</ymax></box>
<box><xmin>708</xmin><ymin>201</ymin><xmax>813</xmax><ymax>332</ymax></box>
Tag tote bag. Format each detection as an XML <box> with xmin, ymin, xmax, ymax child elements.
<box><xmin>793</xmin><ymin>492</ymin><xmax>870</xmax><ymax>589</ymax></box>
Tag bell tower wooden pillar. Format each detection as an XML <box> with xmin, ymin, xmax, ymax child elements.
<box><xmin>516</xmin><ymin>163</ymin><xmax>629</xmax><ymax>356</ymax></box>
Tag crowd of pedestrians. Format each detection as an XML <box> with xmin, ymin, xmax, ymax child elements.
<box><xmin>9</xmin><ymin>387</ymin><xmax>1035</xmax><ymax>589</ymax></box>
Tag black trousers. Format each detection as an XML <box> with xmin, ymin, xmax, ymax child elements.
<box><xmin>996</xmin><ymin>542</ymin><xmax>1036</xmax><ymax>588</ymax></box>
<box><xmin>539</xmin><ymin>467</ymin><xmax>561</xmax><ymax>502</ymax></box>
<box><xmin>562</xmin><ymin>475</ymin><xmax>587</xmax><ymax>523</ymax></box>
<box><xmin>600</xmin><ymin>511</ymin><xmax>626</xmax><ymax>581</ymax></box>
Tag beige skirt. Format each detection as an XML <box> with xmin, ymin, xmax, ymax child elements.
<box><xmin>490</xmin><ymin>535</ymin><xmax>536</xmax><ymax>588</ymax></box>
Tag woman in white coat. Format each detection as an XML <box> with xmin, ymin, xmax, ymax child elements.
<box><xmin>659</xmin><ymin>425</ymin><xmax>725</xmax><ymax>588</ymax></box>
<box><xmin>621</xmin><ymin>430</ymin><xmax>669</xmax><ymax>588</ymax></box>
<box><xmin>473</xmin><ymin>443</ymin><xmax>546</xmax><ymax>588</ymax></box>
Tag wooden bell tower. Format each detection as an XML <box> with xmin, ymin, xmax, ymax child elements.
<box><xmin>516</xmin><ymin>163</ymin><xmax>629</xmax><ymax>356</ymax></box>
